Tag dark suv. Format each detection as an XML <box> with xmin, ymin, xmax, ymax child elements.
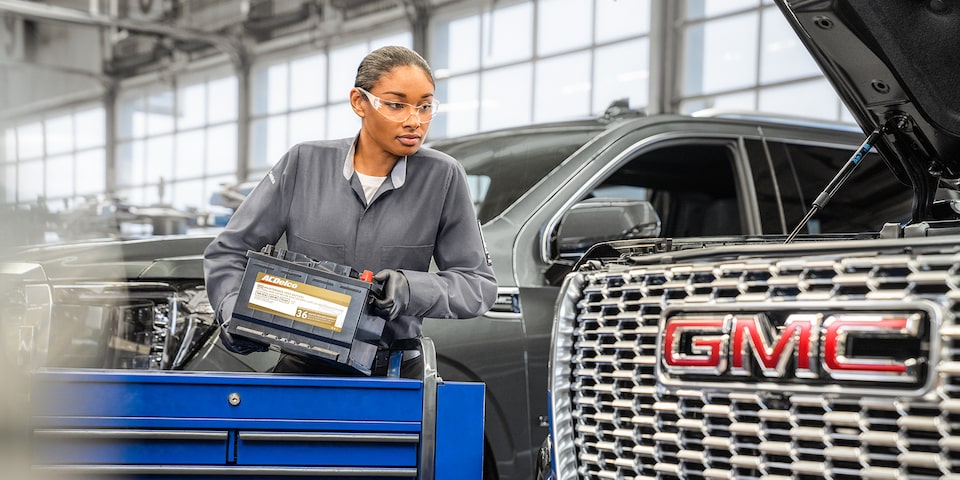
<box><xmin>1</xmin><ymin>106</ymin><xmax>912</xmax><ymax>480</ymax></box>
<box><xmin>538</xmin><ymin>1</ymin><xmax>960</xmax><ymax>479</ymax></box>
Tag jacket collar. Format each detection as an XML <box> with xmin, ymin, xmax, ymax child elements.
<box><xmin>342</xmin><ymin>135</ymin><xmax>407</xmax><ymax>188</ymax></box>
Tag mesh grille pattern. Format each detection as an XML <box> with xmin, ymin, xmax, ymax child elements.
<box><xmin>568</xmin><ymin>252</ymin><xmax>960</xmax><ymax>480</ymax></box>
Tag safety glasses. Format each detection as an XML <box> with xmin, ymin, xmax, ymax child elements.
<box><xmin>356</xmin><ymin>87</ymin><xmax>440</xmax><ymax>123</ymax></box>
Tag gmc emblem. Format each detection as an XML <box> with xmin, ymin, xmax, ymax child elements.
<box><xmin>658</xmin><ymin>302</ymin><xmax>936</xmax><ymax>393</ymax></box>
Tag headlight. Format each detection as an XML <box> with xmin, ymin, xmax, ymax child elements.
<box><xmin>1</xmin><ymin>272</ymin><xmax>215</xmax><ymax>371</ymax></box>
<box><xmin>0</xmin><ymin>263</ymin><xmax>51</xmax><ymax>369</ymax></box>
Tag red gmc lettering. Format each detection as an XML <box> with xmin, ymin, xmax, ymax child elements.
<box><xmin>823</xmin><ymin>315</ymin><xmax>915</xmax><ymax>379</ymax></box>
<box><xmin>730</xmin><ymin>314</ymin><xmax>817</xmax><ymax>378</ymax></box>
<box><xmin>663</xmin><ymin>312</ymin><xmax>923</xmax><ymax>383</ymax></box>
<box><xmin>663</xmin><ymin>316</ymin><xmax>726</xmax><ymax>374</ymax></box>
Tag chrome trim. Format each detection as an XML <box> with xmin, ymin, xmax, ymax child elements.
<box><xmin>418</xmin><ymin>336</ymin><xmax>438</xmax><ymax>480</ymax></box>
<box><xmin>484</xmin><ymin>287</ymin><xmax>521</xmax><ymax>320</ymax></box>
<box><xmin>547</xmin><ymin>272</ymin><xmax>585</xmax><ymax>480</ymax></box>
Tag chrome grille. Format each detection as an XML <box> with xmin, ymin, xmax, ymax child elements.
<box><xmin>563</xmin><ymin>251</ymin><xmax>960</xmax><ymax>480</ymax></box>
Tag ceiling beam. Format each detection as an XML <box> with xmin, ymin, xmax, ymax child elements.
<box><xmin>0</xmin><ymin>0</ymin><xmax>245</xmax><ymax>67</ymax></box>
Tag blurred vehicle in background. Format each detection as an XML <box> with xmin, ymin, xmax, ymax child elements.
<box><xmin>0</xmin><ymin>180</ymin><xmax>237</xmax><ymax>248</ymax></box>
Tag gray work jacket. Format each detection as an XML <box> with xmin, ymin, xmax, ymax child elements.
<box><xmin>203</xmin><ymin>136</ymin><xmax>497</xmax><ymax>350</ymax></box>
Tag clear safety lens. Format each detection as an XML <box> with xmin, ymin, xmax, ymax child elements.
<box><xmin>357</xmin><ymin>87</ymin><xmax>439</xmax><ymax>123</ymax></box>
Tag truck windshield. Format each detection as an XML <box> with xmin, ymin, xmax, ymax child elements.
<box><xmin>432</xmin><ymin>128</ymin><xmax>603</xmax><ymax>223</ymax></box>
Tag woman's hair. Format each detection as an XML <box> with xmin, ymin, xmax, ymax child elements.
<box><xmin>354</xmin><ymin>45</ymin><xmax>435</xmax><ymax>90</ymax></box>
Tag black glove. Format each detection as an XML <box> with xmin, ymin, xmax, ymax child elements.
<box><xmin>217</xmin><ymin>295</ymin><xmax>269</xmax><ymax>355</ymax></box>
<box><xmin>370</xmin><ymin>269</ymin><xmax>410</xmax><ymax>321</ymax></box>
<box><xmin>219</xmin><ymin>326</ymin><xmax>270</xmax><ymax>355</ymax></box>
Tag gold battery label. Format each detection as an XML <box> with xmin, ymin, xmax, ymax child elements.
<box><xmin>247</xmin><ymin>272</ymin><xmax>353</xmax><ymax>332</ymax></box>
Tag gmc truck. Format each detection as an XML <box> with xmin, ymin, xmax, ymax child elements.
<box><xmin>540</xmin><ymin>1</ymin><xmax>960</xmax><ymax>479</ymax></box>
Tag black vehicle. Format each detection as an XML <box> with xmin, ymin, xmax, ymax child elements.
<box><xmin>1</xmin><ymin>104</ymin><xmax>913</xmax><ymax>479</ymax></box>
<box><xmin>539</xmin><ymin>1</ymin><xmax>960</xmax><ymax>479</ymax></box>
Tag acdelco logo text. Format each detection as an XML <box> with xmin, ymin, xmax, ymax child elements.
<box><xmin>661</xmin><ymin>312</ymin><xmax>926</xmax><ymax>384</ymax></box>
<box><xmin>260</xmin><ymin>274</ymin><xmax>299</xmax><ymax>289</ymax></box>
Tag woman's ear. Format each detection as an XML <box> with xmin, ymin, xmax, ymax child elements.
<box><xmin>350</xmin><ymin>88</ymin><xmax>366</xmax><ymax>118</ymax></box>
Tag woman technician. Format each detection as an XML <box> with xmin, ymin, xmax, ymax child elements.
<box><xmin>203</xmin><ymin>46</ymin><xmax>497</xmax><ymax>378</ymax></box>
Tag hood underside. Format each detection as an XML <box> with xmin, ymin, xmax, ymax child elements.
<box><xmin>776</xmin><ymin>0</ymin><xmax>960</xmax><ymax>220</ymax></box>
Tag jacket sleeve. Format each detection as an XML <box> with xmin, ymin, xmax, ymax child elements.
<box><xmin>400</xmin><ymin>162</ymin><xmax>497</xmax><ymax>320</ymax></box>
<box><xmin>202</xmin><ymin>147</ymin><xmax>300</xmax><ymax>353</ymax></box>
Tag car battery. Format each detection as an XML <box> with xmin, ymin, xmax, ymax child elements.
<box><xmin>227</xmin><ymin>245</ymin><xmax>385</xmax><ymax>375</ymax></box>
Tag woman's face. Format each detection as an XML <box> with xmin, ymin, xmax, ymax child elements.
<box><xmin>353</xmin><ymin>65</ymin><xmax>435</xmax><ymax>159</ymax></box>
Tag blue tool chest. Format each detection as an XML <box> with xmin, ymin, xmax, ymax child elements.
<box><xmin>30</xmin><ymin>365</ymin><xmax>485</xmax><ymax>479</ymax></box>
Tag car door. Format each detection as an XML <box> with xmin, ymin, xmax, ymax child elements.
<box><xmin>511</xmin><ymin>123</ymin><xmax>763</xmax><ymax>469</ymax></box>
<box><xmin>422</xmin><ymin>126</ymin><xmax>608</xmax><ymax>480</ymax></box>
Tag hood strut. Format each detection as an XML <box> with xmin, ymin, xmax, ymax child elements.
<box><xmin>785</xmin><ymin>126</ymin><xmax>886</xmax><ymax>243</ymax></box>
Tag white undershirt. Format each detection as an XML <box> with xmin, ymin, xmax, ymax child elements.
<box><xmin>356</xmin><ymin>171</ymin><xmax>387</xmax><ymax>203</ymax></box>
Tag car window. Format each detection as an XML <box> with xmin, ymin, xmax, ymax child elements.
<box><xmin>586</xmin><ymin>142</ymin><xmax>744</xmax><ymax>237</ymax></box>
<box><xmin>431</xmin><ymin>128</ymin><xmax>604</xmax><ymax>223</ymax></box>
<box><xmin>747</xmin><ymin>140</ymin><xmax>913</xmax><ymax>234</ymax></box>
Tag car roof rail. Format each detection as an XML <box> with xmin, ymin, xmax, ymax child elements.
<box><xmin>603</xmin><ymin>98</ymin><xmax>645</xmax><ymax>120</ymax></box>
<box><xmin>690</xmin><ymin>108</ymin><xmax>862</xmax><ymax>133</ymax></box>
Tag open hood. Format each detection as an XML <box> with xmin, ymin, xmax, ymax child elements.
<box><xmin>775</xmin><ymin>0</ymin><xmax>960</xmax><ymax>222</ymax></box>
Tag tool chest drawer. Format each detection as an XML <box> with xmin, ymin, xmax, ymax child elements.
<box><xmin>31</xmin><ymin>370</ymin><xmax>424</xmax><ymax>474</ymax></box>
<box><xmin>30</xmin><ymin>369</ymin><xmax>424</xmax><ymax>422</ymax></box>
<box><xmin>29</xmin><ymin>367</ymin><xmax>485</xmax><ymax>479</ymax></box>
<box><xmin>33</xmin><ymin>428</ymin><xmax>230</xmax><ymax>465</ymax></box>
<box><xmin>236</xmin><ymin>431</ymin><xmax>419</xmax><ymax>466</ymax></box>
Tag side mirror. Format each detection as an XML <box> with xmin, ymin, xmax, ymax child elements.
<box><xmin>556</xmin><ymin>198</ymin><xmax>661</xmax><ymax>260</ymax></box>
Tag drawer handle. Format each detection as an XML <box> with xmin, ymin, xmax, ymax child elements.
<box><xmin>34</xmin><ymin>429</ymin><xmax>228</xmax><ymax>441</ymax></box>
<box><xmin>239</xmin><ymin>432</ymin><xmax>419</xmax><ymax>443</ymax></box>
